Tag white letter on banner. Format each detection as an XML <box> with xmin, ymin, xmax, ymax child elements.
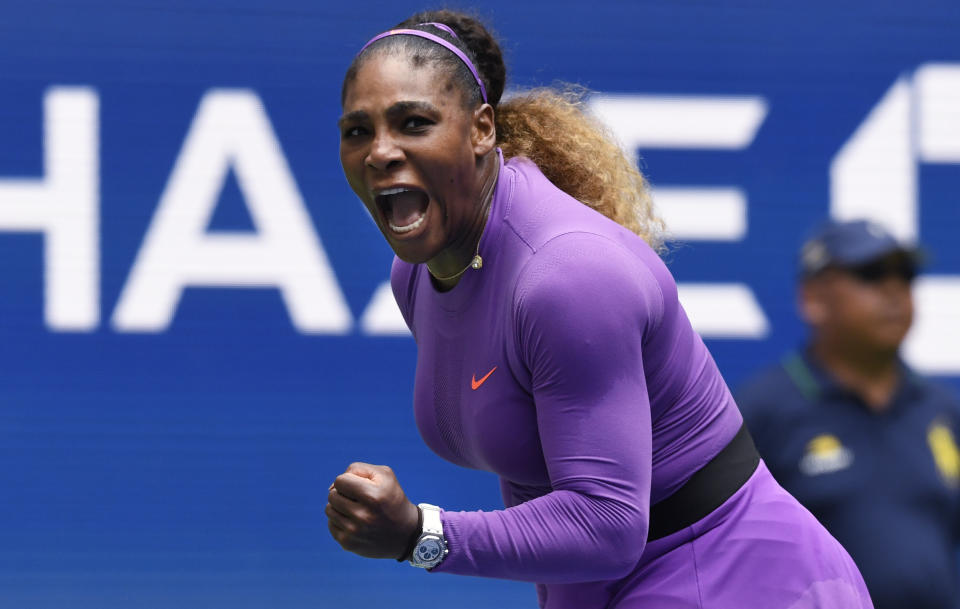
<box><xmin>112</xmin><ymin>90</ymin><xmax>352</xmax><ymax>334</ymax></box>
<box><xmin>906</xmin><ymin>64</ymin><xmax>960</xmax><ymax>374</ymax></box>
<box><xmin>588</xmin><ymin>94</ymin><xmax>766</xmax><ymax>243</ymax></box>
<box><xmin>360</xmin><ymin>281</ymin><xmax>410</xmax><ymax>336</ymax></box>
<box><xmin>0</xmin><ymin>88</ymin><xmax>99</xmax><ymax>331</ymax></box>
<box><xmin>830</xmin><ymin>76</ymin><xmax>916</xmax><ymax>241</ymax></box>
<box><xmin>586</xmin><ymin>93</ymin><xmax>770</xmax><ymax>338</ymax></box>
<box><xmin>831</xmin><ymin>63</ymin><xmax>960</xmax><ymax>374</ymax></box>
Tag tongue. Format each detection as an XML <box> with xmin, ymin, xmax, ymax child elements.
<box><xmin>389</xmin><ymin>191</ymin><xmax>427</xmax><ymax>227</ymax></box>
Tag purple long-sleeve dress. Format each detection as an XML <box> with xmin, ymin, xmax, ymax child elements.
<box><xmin>391</xmin><ymin>152</ymin><xmax>871</xmax><ymax>609</ymax></box>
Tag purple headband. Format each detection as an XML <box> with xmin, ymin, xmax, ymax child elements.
<box><xmin>357</xmin><ymin>24</ymin><xmax>489</xmax><ymax>104</ymax></box>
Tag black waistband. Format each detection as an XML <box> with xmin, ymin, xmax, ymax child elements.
<box><xmin>647</xmin><ymin>423</ymin><xmax>760</xmax><ymax>542</ymax></box>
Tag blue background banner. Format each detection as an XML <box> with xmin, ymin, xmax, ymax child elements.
<box><xmin>1</xmin><ymin>1</ymin><xmax>958</xmax><ymax>607</ymax></box>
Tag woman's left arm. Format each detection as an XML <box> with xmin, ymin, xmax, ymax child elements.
<box><xmin>431</xmin><ymin>234</ymin><xmax>664</xmax><ymax>583</ymax></box>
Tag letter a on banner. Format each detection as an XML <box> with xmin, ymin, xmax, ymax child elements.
<box><xmin>112</xmin><ymin>90</ymin><xmax>352</xmax><ymax>334</ymax></box>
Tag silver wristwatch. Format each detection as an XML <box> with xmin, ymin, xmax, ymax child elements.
<box><xmin>409</xmin><ymin>503</ymin><xmax>448</xmax><ymax>569</ymax></box>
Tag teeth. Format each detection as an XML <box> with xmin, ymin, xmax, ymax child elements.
<box><xmin>388</xmin><ymin>214</ymin><xmax>425</xmax><ymax>233</ymax></box>
<box><xmin>378</xmin><ymin>187</ymin><xmax>410</xmax><ymax>196</ymax></box>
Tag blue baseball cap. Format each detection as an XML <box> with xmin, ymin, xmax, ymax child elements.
<box><xmin>798</xmin><ymin>219</ymin><xmax>924</xmax><ymax>278</ymax></box>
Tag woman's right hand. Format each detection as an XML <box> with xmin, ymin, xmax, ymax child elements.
<box><xmin>326</xmin><ymin>462</ymin><xmax>421</xmax><ymax>560</ymax></box>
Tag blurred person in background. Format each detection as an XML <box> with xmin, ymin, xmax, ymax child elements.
<box><xmin>737</xmin><ymin>218</ymin><xmax>960</xmax><ymax>609</ymax></box>
<box><xmin>325</xmin><ymin>9</ymin><xmax>872</xmax><ymax>608</ymax></box>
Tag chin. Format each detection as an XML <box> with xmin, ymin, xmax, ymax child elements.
<box><xmin>386</xmin><ymin>237</ymin><xmax>436</xmax><ymax>266</ymax></box>
<box><xmin>393</xmin><ymin>250</ymin><xmax>430</xmax><ymax>265</ymax></box>
<box><xmin>869</xmin><ymin>333</ymin><xmax>909</xmax><ymax>355</ymax></box>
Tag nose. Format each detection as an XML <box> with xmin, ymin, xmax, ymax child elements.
<box><xmin>365</xmin><ymin>131</ymin><xmax>403</xmax><ymax>171</ymax></box>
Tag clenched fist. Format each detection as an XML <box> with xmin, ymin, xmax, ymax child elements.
<box><xmin>326</xmin><ymin>462</ymin><xmax>421</xmax><ymax>560</ymax></box>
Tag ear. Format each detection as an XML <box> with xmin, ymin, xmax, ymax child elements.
<box><xmin>471</xmin><ymin>103</ymin><xmax>497</xmax><ymax>156</ymax></box>
<box><xmin>798</xmin><ymin>280</ymin><xmax>828</xmax><ymax>326</ymax></box>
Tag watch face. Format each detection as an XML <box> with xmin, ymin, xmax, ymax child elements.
<box><xmin>415</xmin><ymin>537</ymin><xmax>443</xmax><ymax>564</ymax></box>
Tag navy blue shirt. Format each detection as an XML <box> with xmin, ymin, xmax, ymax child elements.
<box><xmin>736</xmin><ymin>351</ymin><xmax>960</xmax><ymax>609</ymax></box>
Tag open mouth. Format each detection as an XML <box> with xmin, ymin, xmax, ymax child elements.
<box><xmin>375</xmin><ymin>187</ymin><xmax>430</xmax><ymax>234</ymax></box>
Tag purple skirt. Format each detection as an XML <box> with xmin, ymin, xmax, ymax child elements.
<box><xmin>538</xmin><ymin>461</ymin><xmax>873</xmax><ymax>609</ymax></box>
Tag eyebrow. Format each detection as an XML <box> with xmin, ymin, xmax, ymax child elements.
<box><xmin>337</xmin><ymin>110</ymin><xmax>368</xmax><ymax>129</ymax></box>
<box><xmin>386</xmin><ymin>100</ymin><xmax>440</xmax><ymax>118</ymax></box>
<box><xmin>337</xmin><ymin>100</ymin><xmax>440</xmax><ymax>129</ymax></box>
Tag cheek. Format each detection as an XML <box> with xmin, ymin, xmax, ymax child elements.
<box><xmin>339</xmin><ymin>152</ymin><xmax>379</xmax><ymax>222</ymax></box>
<box><xmin>340</xmin><ymin>150</ymin><xmax>366</xmax><ymax>192</ymax></box>
<box><xmin>820</xmin><ymin>288</ymin><xmax>868</xmax><ymax>324</ymax></box>
<box><xmin>842</xmin><ymin>295</ymin><xmax>880</xmax><ymax>322</ymax></box>
<box><xmin>445</xmin><ymin>143</ymin><xmax>479</xmax><ymax>195</ymax></box>
<box><xmin>423</xmin><ymin>151</ymin><xmax>472</xmax><ymax>208</ymax></box>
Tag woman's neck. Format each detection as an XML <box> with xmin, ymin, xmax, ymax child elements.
<box><xmin>428</xmin><ymin>153</ymin><xmax>500</xmax><ymax>291</ymax></box>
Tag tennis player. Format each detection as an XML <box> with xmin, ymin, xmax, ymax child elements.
<box><xmin>326</xmin><ymin>10</ymin><xmax>873</xmax><ymax>608</ymax></box>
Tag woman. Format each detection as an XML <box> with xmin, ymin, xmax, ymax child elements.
<box><xmin>327</xmin><ymin>9</ymin><xmax>872</xmax><ymax>608</ymax></box>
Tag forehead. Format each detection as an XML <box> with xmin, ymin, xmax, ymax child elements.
<box><xmin>343</xmin><ymin>53</ymin><xmax>457</xmax><ymax>113</ymax></box>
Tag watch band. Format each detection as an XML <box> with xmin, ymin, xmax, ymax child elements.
<box><xmin>420</xmin><ymin>503</ymin><xmax>443</xmax><ymax>536</ymax></box>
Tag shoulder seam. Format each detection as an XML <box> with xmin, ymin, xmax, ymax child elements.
<box><xmin>510</xmin><ymin>230</ymin><xmax>666</xmax><ymax>335</ymax></box>
<box><xmin>502</xmin><ymin>214</ymin><xmax>536</xmax><ymax>255</ymax></box>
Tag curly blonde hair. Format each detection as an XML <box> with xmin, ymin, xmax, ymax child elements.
<box><xmin>497</xmin><ymin>88</ymin><xmax>665</xmax><ymax>251</ymax></box>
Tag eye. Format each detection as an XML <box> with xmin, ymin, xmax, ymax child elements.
<box><xmin>341</xmin><ymin>124</ymin><xmax>368</xmax><ymax>139</ymax></box>
<box><xmin>403</xmin><ymin>116</ymin><xmax>433</xmax><ymax>131</ymax></box>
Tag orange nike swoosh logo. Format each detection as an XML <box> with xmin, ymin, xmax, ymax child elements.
<box><xmin>471</xmin><ymin>366</ymin><xmax>498</xmax><ymax>390</ymax></box>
